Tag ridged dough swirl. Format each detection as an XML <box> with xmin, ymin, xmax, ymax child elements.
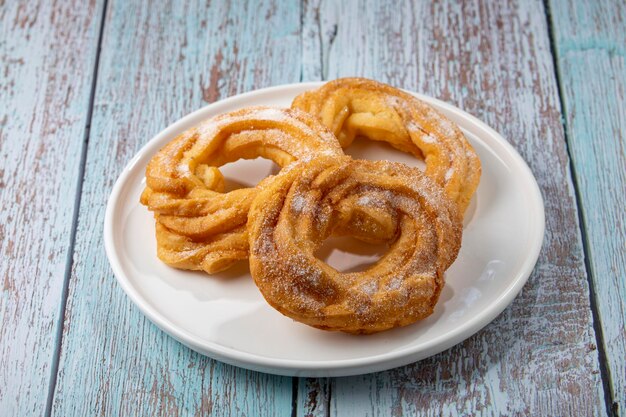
<box><xmin>140</xmin><ymin>107</ymin><xmax>343</xmax><ymax>274</ymax></box>
<box><xmin>292</xmin><ymin>77</ymin><xmax>481</xmax><ymax>214</ymax></box>
<box><xmin>248</xmin><ymin>155</ymin><xmax>462</xmax><ymax>334</ymax></box>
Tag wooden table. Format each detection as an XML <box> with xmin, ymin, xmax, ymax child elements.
<box><xmin>1</xmin><ymin>0</ymin><xmax>624</xmax><ymax>415</ymax></box>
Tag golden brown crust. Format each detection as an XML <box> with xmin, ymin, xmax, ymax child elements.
<box><xmin>247</xmin><ymin>155</ymin><xmax>462</xmax><ymax>334</ymax></box>
<box><xmin>292</xmin><ymin>77</ymin><xmax>481</xmax><ymax>214</ymax></box>
<box><xmin>141</xmin><ymin>107</ymin><xmax>343</xmax><ymax>273</ymax></box>
<box><xmin>141</xmin><ymin>79</ymin><xmax>473</xmax><ymax>333</ymax></box>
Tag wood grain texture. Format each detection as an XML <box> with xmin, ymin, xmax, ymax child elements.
<box><xmin>301</xmin><ymin>0</ymin><xmax>323</xmax><ymax>82</ymax></box>
<box><xmin>548</xmin><ymin>0</ymin><xmax>625</xmax><ymax>413</ymax></box>
<box><xmin>302</xmin><ymin>0</ymin><xmax>608</xmax><ymax>415</ymax></box>
<box><xmin>0</xmin><ymin>1</ymin><xmax>103</xmax><ymax>415</ymax></box>
<box><xmin>297</xmin><ymin>377</ymin><xmax>330</xmax><ymax>417</ymax></box>
<box><xmin>49</xmin><ymin>1</ymin><xmax>302</xmax><ymax>416</ymax></box>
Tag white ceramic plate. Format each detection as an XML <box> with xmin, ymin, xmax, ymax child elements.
<box><xmin>104</xmin><ymin>83</ymin><xmax>544</xmax><ymax>377</ymax></box>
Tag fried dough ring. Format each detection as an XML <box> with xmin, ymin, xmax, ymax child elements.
<box><xmin>292</xmin><ymin>77</ymin><xmax>481</xmax><ymax>214</ymax></box>
<box><xmin>248</xmin><ymin>155</ymin><xmax>462</xmax><ymax>334</ymax></box>
<box><xmin>141</xmin><ymin>107</ymin><xmax>343</xmax><ymax>273</ymax></box>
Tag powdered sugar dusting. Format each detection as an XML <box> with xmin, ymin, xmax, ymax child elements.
<box><xmin>405</xmin><ymin>120</ymin><xmax>421</xmax><ymax>133</ymax></box>
<box><xmin>405</xmin><ymin>120</ymin><xmax>439</xmax><ymax>145</ymax></box>
<box><xmin>385</xmin><ymin>95</ymin><xmax>403</xmax><ymax>108</ymax></box>
<box><xmin>196</xmin><ymin>121</ymin><xmax>220</xmax><ymax>139</ymax></box>
<box><xmin>291</xmin><ymin>194</ymin><xmax>307</xmax><ymax>213</ymax></box>
<box><xmin>250</xmin><ymin>107</ymin><xmax>291</xmax><ymax>122</ymax></box>
<box><xmin>177</xmin><ymin>163</ymin><xmax>190</xmax><ymax>175</ymax></box>
<box><xmin>247</xmin><ymin>155</ymin><xmax>460</xmax><ymax>332</ymax></box>
<box><xmin>360</xmin><ymin>280</ymin><xmax>379</xmax><ymax>296</ymax></box>
<box><xmin>386</xmin><ymin>276</ymin><xmax>402</xmax><ymax>291</ymax></box>
<box><xmin>206</xmin><ymin>107</ymin><xmax>336</xmax><ymax>150</ymax></box>
<box><xmin>437</xmin><ymin>117</ymin><xmax>457</xmax><ymax>138</ymax></box>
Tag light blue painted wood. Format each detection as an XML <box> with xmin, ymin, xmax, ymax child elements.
<box><xmin>305</xmin><ymin>0</ymin><xmax>607</xmax><ymax>414</ymax></box>
<box><xmin>548</xmin><ymin>0</ymin><xmax>626</xmax><ymax>413</ymax></box>
<box><xmin>0</xmin><ymin>1</ymin><xmax>104</xmax><ymax>415</ymax></box>
<box><xmin>50</xmin><ymin>1</ymin><xmax>302</xmax><ymax>416</ymax></box>
<box><xmin>301</xmin><ymin>0</ymin><xmax>323</xmax><ymax>83</ymax></box>
<box><xmin>3</xmin><ymin>0</ymin><xmax>616</xmax><ymax>415</ymax></box>
<box><xmin>297</xmin><ymin>377</ymin><xmax>329</xmax><ymax>417</ymax></box>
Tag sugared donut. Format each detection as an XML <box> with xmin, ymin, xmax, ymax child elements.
<box><xmin>292</xmin><ymin>77</ymin><xmax>481</xmax><ymax>214</ymax></box>
<box><xmin>141</xmin><ymin>107</ymin><xmax>343</xmax><ymax>273</ymax></box>
<box><xmin>247</xmin><ymin>155</ymin><xmax>462</xmax><ymax>334</ymax></box>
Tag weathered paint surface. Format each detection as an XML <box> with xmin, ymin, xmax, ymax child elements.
<box><xmin>50</xmin><ymin>1</ymin><xmax>300</xmax><ymax>416</ymax></box>
<box><xmin>0</xmin><ymin>1</ymin><xmax>104</xmax><ymax>415</ymax></box>
<box><xmin>298</xmin><ymin>377</ymin><xmax>330</xmax><ymax>417</ymax></box>
<box><xmin>548</xmin><ymin>0</ymin><xmax>626</xmax><ymax>413</ymax></box>
<box><xmin>301</xmin><ymin>0</ymin><xmax>608</xmax><ymax>415</ymax></box>
<box><xmin>1</xmin><ymin>0</ymin><xmax>623</xmax><ymax>415</ymax></box>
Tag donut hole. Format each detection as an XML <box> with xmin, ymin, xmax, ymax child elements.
<box><xmin>344</xmin><ymin>136</ymin><xmax>426</xmax><ymax>171</ymax></box>
<box><xmin>216</xmin><ymin>157</ymin><xmax>280</xmax><ymax>192</ymax></box>
<box><xmin>314</xmin><ymin>235</ymin><xmax>388</xmax><ymax>273</ymax></box>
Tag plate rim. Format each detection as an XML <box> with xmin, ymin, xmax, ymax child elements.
<box><xmin>104</xmin><ymin>82</ymin><xmax>545</xmax><ymax>376</ymax></box>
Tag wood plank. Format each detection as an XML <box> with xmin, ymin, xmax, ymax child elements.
<box><xmin>548</xmin><ymin>0</ymin><xmax>625</xmax><ymax>413</ymax></box>
<box><xmin>302</xmin><ymin>0</ymin><xmax>608</xmax><ymax>415</ymax></box>
<box><xmin>0</xmin><ymin>1</ymin><xmax>104</xmax><ymax>415</ymax></box>
<box><xmin>50</xmin><ymin>1</ymin><xmax>302</xmax><ymax>415</ymax></box>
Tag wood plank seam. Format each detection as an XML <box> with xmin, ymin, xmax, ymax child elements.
<box><xmin>543</xmin><ymin>1</ymin><xmax>616</xmax><ymax>415</ymax></box>
<box><xmin>292</xmin><ymin>377</ymin><xmax>299</xmax><ymax>417</ymax></box>
<box><xmin>326</xmin><ymin>379</ymin><xmax>331</xmax><ymax>417</ymax></box>
<box><xmin>42</xmin><ymin>1</ymin><xmax>109</xmax><ymax>416</ymax></box>
<box><xmin>322</xmin><ymin>23</ymin><xmax>337</xmax><ymax>81</ymax></box>
<box><xmin>299</xmin><ymin>0</ymin><xmax>306</xmax><ymax>82</ymax></box>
